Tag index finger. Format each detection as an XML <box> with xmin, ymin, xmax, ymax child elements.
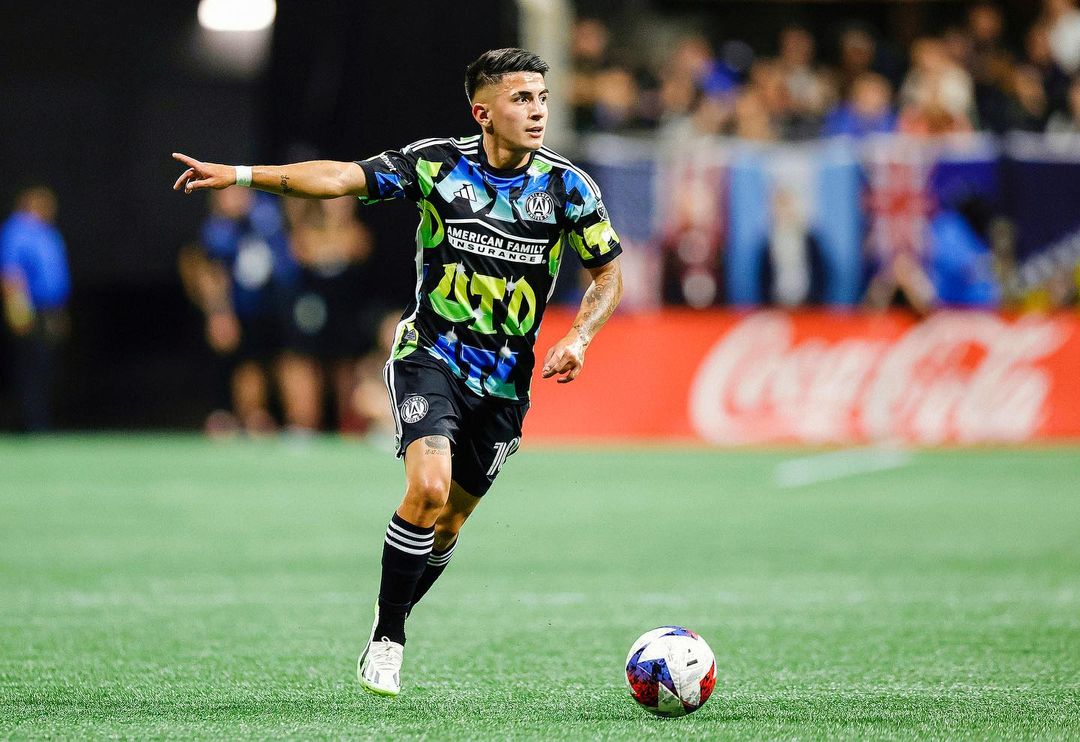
<box><xmin>172</xmin><ymin>152</ymin><xmax>200</xmax><ymax>168</ymax></box>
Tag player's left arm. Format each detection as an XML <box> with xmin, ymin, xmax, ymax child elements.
<box><xmin>172</xmin><ymin>153</ymin><xmax>368</xmax><ymax>198</ymax></box>
<box><xmin>541</xmin><ymin>257</ymin><xmax>623</xmax><ymax>384</ymax></box>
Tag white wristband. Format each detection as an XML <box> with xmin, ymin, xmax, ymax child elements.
<box><xmin>235</xmin><ymin>165</ymin><xmax>253</xmax><ymax>188</ymax></box>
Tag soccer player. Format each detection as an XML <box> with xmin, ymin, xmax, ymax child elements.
<box><xmin>172</xmin><ymin>48</ymin><xmax>624</xmax><ymax>696</ymax></box>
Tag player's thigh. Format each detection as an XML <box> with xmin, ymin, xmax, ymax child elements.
<box><xmin>451</xmin><ymin>401</ymin><xmax>529</xmax><ymax>498</ymax></box>
<box><xmin>385</xmin><ymin>358</ymin><xmax>462</xmax><ymax>459</ymax></box>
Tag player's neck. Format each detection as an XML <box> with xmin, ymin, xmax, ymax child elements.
<box><xmin>481</xmin><ymin>135</ymin><xmax>531</xmax><ymax>171</ymax></box>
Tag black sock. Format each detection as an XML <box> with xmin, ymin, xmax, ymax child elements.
<box><xmin>408</xmin><ymin>539</ymin><xmax>457</xmax><ymax>614</ymax></box>
<box><xmin>374</xmin><ymin>512</ymin><xmax>433</xmax><ymax>645</ymax></box>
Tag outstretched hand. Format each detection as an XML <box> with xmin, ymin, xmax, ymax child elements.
<box><xmin>172</xmin><ymin>153</ymin><xmax>235</xmax><ymax>194</ymax></box>
<box><xmin>541</xmin><ymin>332</ymin><xmax>586</xmax><ymax>384</ymax></box>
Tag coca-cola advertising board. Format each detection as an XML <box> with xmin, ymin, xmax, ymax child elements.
<box><xmin>526</xmin><ymin>308</ymin><xmax>1080</xmax><ymax>445</ymax></box>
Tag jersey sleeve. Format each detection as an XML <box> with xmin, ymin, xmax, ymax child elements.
<box><xmin>354</xmin><ymin>144</ymin><xmax>425</xmax><ymax>204</ymax></box>
<box><xmin>562</xmin><ymin>169</ymin><xmax>622</xmax><ymax>269</ymax></box>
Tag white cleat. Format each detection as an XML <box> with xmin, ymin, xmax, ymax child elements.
<box><xmin>357</xmin><ymin>605</ymin><xmax>378</xmax><ymax>677</ymax></box>
<box><xmin>358</xmin><ymin>636</ymin><xmax>404</xmax><ymax>697</ymax></box>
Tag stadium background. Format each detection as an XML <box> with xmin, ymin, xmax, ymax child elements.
<box><xmin>2</xmin><ymin>1</ymin><xmax>1079</xmax><ymax>738</ymax></box>
<box><xmin>2</xmin><ymin>0</ymin><xmax>1078</xmax><ymax>436</ymax></box>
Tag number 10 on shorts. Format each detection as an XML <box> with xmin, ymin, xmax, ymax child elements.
<box><xmin>487</xmin><ymin>438</ymin><xmax>520</xmax><ymax>477</ymax></box>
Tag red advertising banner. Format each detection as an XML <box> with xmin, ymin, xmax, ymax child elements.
<box><xmin>526</xmin><ymin>309</ymin><xmax>1080</xmax><ymax>444</ymax></box>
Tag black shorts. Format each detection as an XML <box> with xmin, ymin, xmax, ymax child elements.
<box><xmin>384</xmin><ymin>353</ymin><xmax>529</xmax><ymax>497</ymax></box>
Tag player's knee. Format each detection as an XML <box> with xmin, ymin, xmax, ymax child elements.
<box><xmin>406</xmin><ymin>474</ymin><xmax>451</xmax><ymax>512</ymax></box>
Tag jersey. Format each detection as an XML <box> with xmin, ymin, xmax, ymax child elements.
<box><xmin>355</xmin><ymin>136</ymin><xmax>622</xmax><ymax>403</ymax></box>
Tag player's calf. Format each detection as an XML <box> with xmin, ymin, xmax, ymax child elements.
<box><xmin>369</xmin><ymin>436</ymin><xmax>452</xmax><ymax>647</ymax></box>
<box><xmin>408</xmin><ymin>481</ymin><xmax>482</xmax><ymax>613</ymax></box>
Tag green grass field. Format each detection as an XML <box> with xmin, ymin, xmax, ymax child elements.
<box><xmin>1</xmin><ymin>436</ymin><xmax>1078</xmax><ymax>740</ymax></box>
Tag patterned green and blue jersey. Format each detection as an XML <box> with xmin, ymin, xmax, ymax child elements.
<box><xmin>356</xmin><ymin>136</ymin><xmax>621</xmax><ymax>403</ymax></box>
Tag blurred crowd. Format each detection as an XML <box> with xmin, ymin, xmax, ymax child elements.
<box><xmin>569</xmin><ymin>0</ymin><xmax>1080</xmax><ymax>140</ymax></box>
<box><xmin>4</xmin><ymin>1</ymin><xmax>1080</xmax><ymax>433</ymax></box>
<box><xmin>575</xmin><ymin>0</ymin><xmax>1080</xmax><ymax>317</ymax></box>
<box><xmin>178</xmin><ymin>189</ymin><xmax>398</xmax><ymax>439</ymax></box>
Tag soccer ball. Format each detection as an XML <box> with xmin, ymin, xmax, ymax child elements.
<box><xmin>625</xmin><ymin>626</ymin><xmax>716</xmax><ymax>717</ymax></box>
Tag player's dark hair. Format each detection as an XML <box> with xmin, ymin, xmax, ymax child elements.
<box><xmin>465</xmin><ymin>48</ymin><xmax>550</xmax><ymax>101</ymax></box>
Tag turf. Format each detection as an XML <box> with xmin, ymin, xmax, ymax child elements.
<box><xmin>1</xmin><ymin>436</ymin><xmax>1078</xmax><ymax>740</ymax></box>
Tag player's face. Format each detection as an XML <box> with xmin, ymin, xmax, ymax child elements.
<box><xmin>474</xmin><ymin>72</ymin><xmax>549</xmax><ymax>152</ymax></box>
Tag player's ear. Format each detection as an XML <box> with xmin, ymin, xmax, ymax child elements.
<box><xmin>472</xmin><ymin>102</ymin><xmax>492</xmax><ymax>132</ymax></box>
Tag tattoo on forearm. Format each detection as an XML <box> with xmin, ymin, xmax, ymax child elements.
<box><xmin>424</xmin><ymin>436</ymin><xmax>449</xmax><ymax>455</ymax></box>
<box><xmin>572</xmin><ymin>267</ymin><xmax>622</xmax><ymax>345</ymax></box>
<box><xmin>280</xmin><ymin>175</ymin><xmax>291</xmax><ymax>195</ymax></box>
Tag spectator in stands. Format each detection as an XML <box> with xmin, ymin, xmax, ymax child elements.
<box><xmin>656</xmin><ymin>89</ymin><xmax>728</xmax><ymax>308</ymax></box>
<box><xmin>942</xmin><ymin>25</ymin><xmax>975</xmax><ymax>75</ymax></box>
<box><xmin>899</xmin><ymin>37</ymin><xmax>976</xmax><ymax>134</ymax></box>
<box><xmin>658</xmin><ymin>34</ymin><xmax>738</xmax><ymax>123</ymax></box>
<box><xmin>823</xmin><ymin>72</ymin><xmax>897</xmax><ymax>138</ymax></box>
<box><xmin>1003</xmin><ymin>64</ymin><xmax>1051</xmax><ymax>131</ymax></box>
<box><xmin>776</xmin><ymin>24</ymin><xmax>835</xmax><ymax>139</ymax></box>
<box><xmin>968</xmin><ymin>2</ymin><xmax>1009</xmax><ymax>64</ymax></box>
<box><xmin>281</xmin><ymin>196</ymin><xmax>374</xmax><ymax>434</ymax></box>
<box><xmin>749</xmin><ymin>60</ymin><xmax>795</xmax><ymax>138</ymax></box>
<box><xmin>1044</xmin><ymin>0</ymin><xmax>1080</xmax><ymax>76</ymax></box>
<box><xmin>1047</xmin><ymin>75</ymin><xmax>1080</xmax><ymax>134</ymax></box>
<box><xmin>734</xmin><ymin>84</ymin><xmax>777</xmax><ymax>141</ymax></box>
<box><xmin>569</xmin><ymin>18</ymin><xmax>611</xmax><ymax>132</ymax></box>
<box><xmin>182</xmin><ymin>188</ymin><xmax>296</xmax><ymax>437</ymax></box>
<box><xmin>835</xmin><ymin>25</ymin><xmax>878</xmax><ymax>98</ymax></box>
<box><xmin>591</xmin><ymin>66</ymin><xmax>646</xmax><ymax>132</ymax></box>
<box><xmin>964</xmin><ymin>3</ymin><xmax>1021</xmax><ymax>133</ymax></box>
<box><xmin>1026</xmin><ymin>20</ymin><xmax>1073</xmax><ymax>117</ymax></box>
<box><xmin>0</xmin><ymin>186</ymin><xmax>70</xmax><ymax>432</ymax></box>
<box><xmin>570</xmin><ymin>17</ymin><xmax>661</xmax><ymax>133</ymax></box>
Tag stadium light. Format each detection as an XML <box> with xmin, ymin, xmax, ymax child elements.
<box><xmin>197</xmin><ymin>0</ymin><xmax>276</xmax><ymax>32</ymax></box>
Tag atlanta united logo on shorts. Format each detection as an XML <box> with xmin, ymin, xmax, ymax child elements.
<box><xmin>524</xmin><ymin>192</ymin><xmax>555</xmax><ymax>221</ymax></box>
<box><xmin>400</xmin><ymin>395</ymin><xmax>429</xmax><ymax>424</ymax></box>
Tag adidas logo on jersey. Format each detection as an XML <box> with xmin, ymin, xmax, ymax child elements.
<box><xmin>454</xmin><ymin>184</ymin><xmax>477</xmax><ymax>202</ymax></box>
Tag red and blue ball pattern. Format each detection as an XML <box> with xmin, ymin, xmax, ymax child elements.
<box><xmin>625</xmin><ymin>626</ymin><xmax>716</xmax><ymax>717</ymax></box>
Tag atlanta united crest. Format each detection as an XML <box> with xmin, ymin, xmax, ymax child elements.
<box><xmin>400</xmin><ymin>395</ymin><xmax>429</xmax><ymax>424</ymax></box>
<box><xmin>524</xmin><ymin>192</ymin><xmax>555</xmax><ymax>221</ymax></box>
